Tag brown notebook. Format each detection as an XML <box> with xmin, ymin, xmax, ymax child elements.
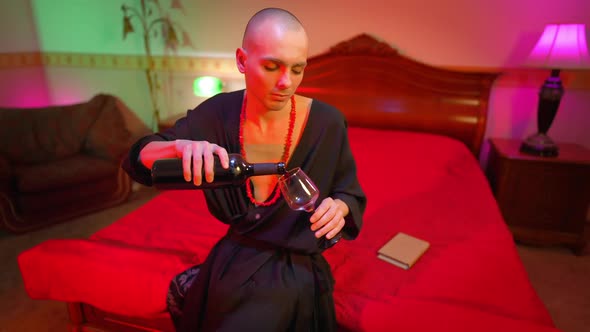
<box><xmin>377</xmin><ymin>232</ymin><xmax>430</xmax><ymax>270</ymax></box>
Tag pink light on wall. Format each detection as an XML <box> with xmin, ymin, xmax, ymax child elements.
<box><xmin>0</xmin><ymin>68</ymin><xmax>51</xmax><ymax>108</ymax></box>
<box><xmin>527</xmin><ymin>24</ymin><xmax>590</xmax><ymax>69</ymax></box>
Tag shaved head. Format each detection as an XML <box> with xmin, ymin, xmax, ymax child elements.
<box><xmin>236</xmin><ymin>8</ymin><xmax>309</xmax><ymax>112</ymax></box>
<box><xmin>242</xmin><ymin>8</ymin><xmax>306</xmax><ymax>49</ymax></box>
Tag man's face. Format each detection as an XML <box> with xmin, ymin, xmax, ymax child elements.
<box><xmin>240</xmin><ymin>24</ymin><xmax>308</xmax><ymax>111</ymax></box>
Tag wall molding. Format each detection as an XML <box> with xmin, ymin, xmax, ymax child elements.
<box><xmin>1</xmin><ymin>52</ymin><xmax>588</xmax><ymax>90</ymax></box>
<box><xmin>0</xmin><ymin>52</ymin><xmax>240</xmax><ymax>76</ymax></box>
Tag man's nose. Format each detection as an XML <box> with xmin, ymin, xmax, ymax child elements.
<box><xmin>277</xmin><ymin>71</ymin><xmax>292</xmax><ymax>89</ymax></box>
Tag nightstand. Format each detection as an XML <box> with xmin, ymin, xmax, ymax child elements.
<box><xmin>486</xmin><ymin>138</ymin><xmax>590</xmax><ymax>254</ymax></box>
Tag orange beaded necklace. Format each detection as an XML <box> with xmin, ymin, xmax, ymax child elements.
<box><xmin>239</xmin><ymin>94</ymin><xmax>296</xmax><ymax>206</ymax></box>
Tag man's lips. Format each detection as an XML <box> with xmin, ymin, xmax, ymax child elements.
<box><xmin>271</xmin><ymin>93</ymin><xmax>290</xmax><ymax>100</ymax></box>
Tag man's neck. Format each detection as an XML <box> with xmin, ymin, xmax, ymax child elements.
<box><xmin>244</xmin><ymin>95</ymin><xmax>292</xmax><ymax>135</ymax></box>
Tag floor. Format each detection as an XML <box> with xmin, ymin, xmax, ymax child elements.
<box><xmin>516</xmin><ymin>238</ymin><xmax>590</xmax><ymax>332</ymax></box>
<box><xmin>1</xmin><ymin>187</ymin><xmax>589</xmax><ymax>332</ymax></box>
<box><xmin>0</xmin><ymin>188</ymin><xmax>160</xmax><ymax>332</ymax></box>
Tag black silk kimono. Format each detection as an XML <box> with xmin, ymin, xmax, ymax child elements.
<box><xmin>122</xmin><ymin>90</ymin><xmax>366</xmax><ymax>332</ymax></box>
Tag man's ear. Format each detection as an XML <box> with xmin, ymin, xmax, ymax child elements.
<box><xmin>236</xmin><ymin>48</ymin><xmax>247</xmax><ymax>73</ymax></box>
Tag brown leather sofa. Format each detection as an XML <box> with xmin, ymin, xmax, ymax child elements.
<box><xmin>0</xmin><ymin>94</ymin><xmax>151</xmax><ymax>233</ymax></box>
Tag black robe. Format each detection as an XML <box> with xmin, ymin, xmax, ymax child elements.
<box><xmin>122</xmin><ymin>90</ymin><xmax>366</xmax><ymax>332</ymax></box>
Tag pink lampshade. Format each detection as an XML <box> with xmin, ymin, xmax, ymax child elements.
<box><xmin>526</xmin><ymin>24</ymin><xmax>590</xmax><ymax>69</ymax></box>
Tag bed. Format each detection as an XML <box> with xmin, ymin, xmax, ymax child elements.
<box><xmin>18</xmin><ymin>34</ymin><xmax>561</xmax><ymax>332</ymax></box>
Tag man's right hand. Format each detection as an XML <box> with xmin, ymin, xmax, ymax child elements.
<box><xmin>140</xmin><ymin>140</ymin><xmax>229</xmax><ymax>186</ymax></box>
<box><xmin>174</xmin><ymin>140</ymin><xmax>229</xmax><ymax>185</ymax></box>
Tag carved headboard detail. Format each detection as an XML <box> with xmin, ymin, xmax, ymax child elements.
<box><xmin>297</xmin><ymin>33</ymin><xmax>499</xmax><ymax>157</ymax></box>
<box><xmin>329</xmin><ymin>33</ymin><xmax>400</xmax><ymax>57</ymax></box>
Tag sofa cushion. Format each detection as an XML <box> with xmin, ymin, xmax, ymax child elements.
<box><xmin>16</xmin><ymin>176</ymin><xmax>121</xmax><ymax>214</ymax></box>
<box><xmin>14</xmin><ymin>155</ymin><xmax>118</xmax><ymax>193</ymax></box>
<box><xmin>0</xmin><ymin>97</ymin><xmax>104</xmax><ymax>164</ymax></box>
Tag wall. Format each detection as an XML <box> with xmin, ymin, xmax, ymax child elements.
<box><xmin>0</xmin><ymin>0</ymin><xmax>51</xmax><ymax>106</ymax></box>
<box><xmin>8</xmin><ymin>0</ymin><xmax>590</xmax><ymax>66</ymax></box>
<box><xmin>0</xmin><ymin>0</ymin><xmax>588</xmax><ymax>163</ymax></box>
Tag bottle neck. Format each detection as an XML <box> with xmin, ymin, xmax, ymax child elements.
<box><xmin>251</xmin><ymin>161</ymin><xmax>286</xmax><ymax>176</ymax></box>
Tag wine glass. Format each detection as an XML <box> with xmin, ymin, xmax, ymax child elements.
<box><xmin>278</xmin><ymin>167</ymin><xmax>342</xmax><ymax>249</ymax></box>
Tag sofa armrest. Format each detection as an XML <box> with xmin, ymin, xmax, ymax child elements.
<box><xmin>82</xmin><ymin>96</ymin><xmax>130</xmax><ymax>161</ymax></box>
<box><xmin>84</xmin><ymin>94</ymin><xmax>151</xmax><ymax>162</ymax></box>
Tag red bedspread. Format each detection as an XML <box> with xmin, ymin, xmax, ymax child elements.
<box><xmin>18</xmin><ymin>127</ymin><xmax>560</xmax><ymax>331</ymax></box>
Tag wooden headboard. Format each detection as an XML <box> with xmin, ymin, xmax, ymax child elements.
<box><xmin>297</xmin><ymin>34</ymin><xmax>499</xmax><ymax>157</ymax></box>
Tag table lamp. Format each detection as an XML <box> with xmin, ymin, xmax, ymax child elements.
<box><xmin>520</xmin><ymin>23</ymin><xmax>590</xmax><ymax>157</ymax></box>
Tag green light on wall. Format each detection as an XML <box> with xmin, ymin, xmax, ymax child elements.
<box><xmin>193</xmin><ymin>76</ymin><xmax>223</xmax><ymax>97</ymax></box>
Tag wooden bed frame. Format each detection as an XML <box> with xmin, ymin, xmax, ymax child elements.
<box><xmin>298</xmin><ymin>33</ymin><xmax>498</xmax><ymax>157</ymax></box>
<box><xmin>65</xmin><ymin>34</ymin><xmax>498</xmax><ymax>332</ymax></box>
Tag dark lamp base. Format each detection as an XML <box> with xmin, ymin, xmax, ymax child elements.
<box><xmin>520</xmin><ymin>133</ymin><xmax>559</xmax><ymax>157</ymax></box>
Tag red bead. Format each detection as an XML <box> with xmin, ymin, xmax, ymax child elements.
<box><xmin>240</xmin><ymin>94</ymin><xmax>296</xmax><ymax>206</ymax></box>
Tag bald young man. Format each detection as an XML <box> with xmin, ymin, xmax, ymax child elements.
<box><xmin>122</xmin><ymin>7</ymin><xmax>366</xmax><ymax>332</ymax></box>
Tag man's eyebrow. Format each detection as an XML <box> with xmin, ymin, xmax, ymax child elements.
<box><xmin>261</xmin><ymin>57</ymin><xmax>307</xmax><ymax>67</ymax></box>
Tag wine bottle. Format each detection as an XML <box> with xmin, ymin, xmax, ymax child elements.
<box><xmin>151</xmin><ymin>153</ymin><xmax>286</xmax><ymax>189</ymax></box>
